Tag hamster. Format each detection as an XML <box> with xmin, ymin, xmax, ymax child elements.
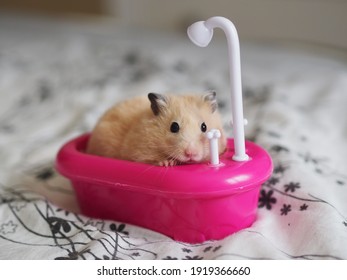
<box><xmin>86</xmin><ymin>92</ymin><xmax>227</xmax><ymax>166</ymax></box>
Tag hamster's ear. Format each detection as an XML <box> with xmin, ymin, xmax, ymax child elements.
<box><xmin>203</xmin><ymin>91</ymin><xmax>218</xmax><ymax>113</ymax></box>
<box><xmin>148</xmin><ymin>93</ymin><xmax>168</xmax><ymax>116</ymax></box>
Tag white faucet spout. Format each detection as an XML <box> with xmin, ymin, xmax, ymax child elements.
<box><xmin>188</xmin><ymin>17</ymin><xmax>249</xmax><ymax>161</ymax></box>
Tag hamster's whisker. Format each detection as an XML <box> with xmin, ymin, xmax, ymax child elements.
<box><xmin>167</xmin><ymin>151</ymin><xmax>183</xmax><ymax>164</ymax></box>
<box><xmin>138</xmin><ymin>164</ymin><xmax>157</xmax><ymax>174</ymax></box>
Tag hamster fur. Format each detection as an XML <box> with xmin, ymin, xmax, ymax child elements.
<box><xmin>86</xmin><ymin>92</ymin><xmax>227</xmax><ymax>166</ymax></box>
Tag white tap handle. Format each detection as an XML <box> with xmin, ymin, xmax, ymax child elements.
<box><xmin>207</xmin><ymin>129</ymin><xmax>221</xmax><ymax>166</ymax></box>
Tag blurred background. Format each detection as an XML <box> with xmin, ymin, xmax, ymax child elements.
<box><xmin>1</xmin><ymin>0</ymin><xmax>347</xmax><ymax>49</ymax></box>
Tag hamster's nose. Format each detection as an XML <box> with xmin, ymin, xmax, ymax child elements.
<box><xmin>184</xmin><ymin>148</ymin><xmax>198</xmax><ymax>158</ymax></box>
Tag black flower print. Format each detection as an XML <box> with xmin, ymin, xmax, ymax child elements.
<box><xmin>203</xmin><ymin>246</ymin><xmax>213</xmax><ymax>252</ymax></box>
<box><xmin>258</xmin><ymin>190</ymin><xmax>277</xmax><ymax>210</ymax></box>
<box><xmin>183</xmin><ymin>255</ymin><xmax>203</xmax><ymax>260</ymax></box>
<box><xmin>213</xmin><ymin>245</ymin><xmax>222</xmax><ymax>252</ymax></box>
<box><xmin>110</xmin><ymin>223</ymin><xmax>129</xmax><ymax>235</ymax></box>
<box><xmin>273</xmin><ymin>164</ymin><xmax>287</xmax><ymax>175</ymax></box>
<box><xmin>271</xmin><ymin>145</ymin><xmax>289</xmax><ymax>153</ymax></box>
<box><xmin>47</xmin><ymin>217</ymin><xmax>71</xmax><ymax>234</ymax></box>
<box><xmin>300</xmin><ymin>204</ymin><xmax>308</xmax><ymax>211</ymax></box>
<box><xmin>280</xmin><ymin>204</ymin><xmax>292</xmax><ymax>216</ymax></box>
<box><xmin>182</xmin><ymin>248</ymin><xmax>192</xmax><ymax>253</ymax></box>
<box><xmin>284</xmin><ymin>182</ymin><xmax>301</xmax><ymax>193</ymax></box>
<box><xmin>267</xmin><ymin>177</ymin><xmax>280</xmax><ymax>186</ymax></box>
<box><xmin>163</xmin><ymin>256</ymin><xmax>178</xmax><ymax>260</ymax></box>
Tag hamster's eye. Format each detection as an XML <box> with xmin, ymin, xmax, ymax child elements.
<box><xmin>201</xmin><ymin>122</ymin><xmax>207</xmax><ymax>133</ymax></box>
<box><xmin>170</xmin><ymin>122</ymin><xmax>180</xmax><ymax>133</ymax></box>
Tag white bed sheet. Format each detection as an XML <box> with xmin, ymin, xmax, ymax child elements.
<box><xmin>1</xmin><ymin>15</ymin><xmax>347</xmax><ymax>260</ymax></box>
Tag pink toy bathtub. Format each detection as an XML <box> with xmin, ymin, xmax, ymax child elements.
<box><xmin>55</xmin><ymin>133</ymin><xmax>272</xmax><ymax>243</ymax></box>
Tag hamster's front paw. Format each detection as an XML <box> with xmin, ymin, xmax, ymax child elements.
<box><xmin>159</xmin><ymin>159</ymin><xmax>178</xmax><ymax>167</ymax></box>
